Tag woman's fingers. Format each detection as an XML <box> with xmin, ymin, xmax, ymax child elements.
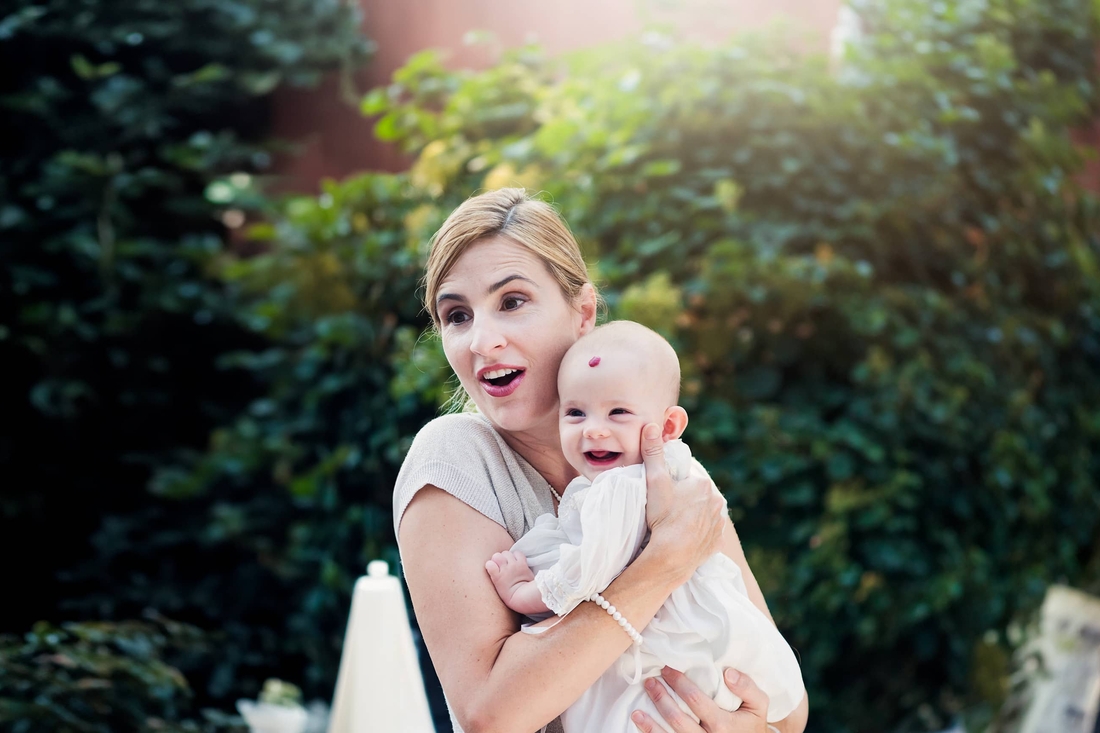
<box><xmin>640</xmin><ymin>418</ymin><xmax>728</xmax><ymax>577</ymax></box>
<box><xmin>723</xmin><ymin>668</ymin><xmax>770</xmax><ymax>722</ymax></box>
<box><xmin>660</xmin><ymin>666</ymin><xmax>722</xmax><ymax>732</ymax></box>
<box><xmin>632</xmin><ymin>710</ymin><xmax>671</xmax><ymax>733</ymax></box>
<box><xmin>640</xmin><ymin>423</ymin><xmax>670</xmax><ymax>484</ymax></box>
<box><xmin>640</xmin><ymin>421</ymin><xmax>675</xmax><ymax>536</ymax></box>
<box><xmin>641</xmin><ymin>676</ymin><xmax>698</xmax><ymax>733</ymax></box>
<box><xmin>639</xmin><ymin>667</ymin><xmax>772</xmax><ymax>733</ymax></box>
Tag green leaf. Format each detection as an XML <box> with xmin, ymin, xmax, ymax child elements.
<box><xmin>641</xmin><ymin>158</ymin><xmax>681</xmax><ymax>177</ymax></box>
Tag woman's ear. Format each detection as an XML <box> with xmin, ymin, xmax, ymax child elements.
<box><xmin>576</xmin><ymin>282</ymin><xmax>598</xmax><ymax>336</ymax></box>
<box><xmin>662</xmin><ymin>406</ymin><xmax>688</xmax><ymax>442</ymax></box>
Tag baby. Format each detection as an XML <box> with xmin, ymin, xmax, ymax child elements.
<box><xmin>485</xmin><ymin>321</ymin><xmax>805</xmax><ymax>733</ymax></box>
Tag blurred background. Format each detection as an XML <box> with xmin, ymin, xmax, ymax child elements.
<box><xmin>2</xmin><ymin>0</ymin><xmax>1100</xmax><ymax>731</ymax></box>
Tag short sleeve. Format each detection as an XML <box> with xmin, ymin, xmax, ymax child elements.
<box><xmin>392</xmin><ymin>413</ymin><xmax>509</xmax><ymax>540</ymax></box>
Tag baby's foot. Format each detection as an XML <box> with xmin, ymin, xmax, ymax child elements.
<box><xmin>485</xmin><ymin>550</ymin><xmax>546</xmax><ymax>615</ymax></box>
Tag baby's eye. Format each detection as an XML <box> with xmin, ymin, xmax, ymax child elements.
<box><xmin>565</xmin><ymin>408</ymin><xmax>585</xmax><ymax>418</ymax></box>
<box><xmin>609</xmin><ymin>408</ymin><xmax>631</xmax><ymax>416</ymax></box>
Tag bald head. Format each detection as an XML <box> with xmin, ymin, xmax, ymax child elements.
<box><xmin>559</xmin><ymin>320</ymin><xmax>681</xmax><ymax>407</ymax></box>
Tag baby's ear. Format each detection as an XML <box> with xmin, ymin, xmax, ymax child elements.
<box><xmin>661</xmin><ymin>406</ymin><xmax>689</xmax><ymax>442</ymax></box>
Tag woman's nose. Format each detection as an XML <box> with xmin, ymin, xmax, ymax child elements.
<box><xmin>469</xmin><ymin>318</ymin><xmax>507</xmax><ymax>356</ymax></box>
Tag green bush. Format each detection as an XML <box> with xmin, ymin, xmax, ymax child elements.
<box><xmin>172</xmin><ymin>1</ymin><xmax>1100</xmax><ymax>730</ymax></box>
<box><xmin>0</xmin><ymin>616</ymin><xmax>246</xmax><ymax>733</ymax></box>
<box><xmin>12</xmin><ymin>0</ymin><xmax>1096</xmax><ymax>730</ymax></box>
<box><xmin>114</xmin><ymin>173</ymin><xmax>439</xmax><ymax>698</ymax></box>
<box><xmin>0</xmin><ymin>0</ymin><xmax>369</xmax><ymax>712</ymax></box>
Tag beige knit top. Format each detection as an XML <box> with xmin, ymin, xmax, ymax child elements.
<box><xmin>393</xmin><ymin>412</ymin><xmax>565</xmax><ymax>733</ymax></box>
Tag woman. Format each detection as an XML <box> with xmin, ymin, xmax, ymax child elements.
<box><xmin>393</xmin><ymin>188</ymin><xmax>809</xmax><ymax>733</ymax></box>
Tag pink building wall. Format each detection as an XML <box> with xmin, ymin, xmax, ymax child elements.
<box><xmin>271</xmin><ymin>0</ymin><xmax>842</xmax><ymax>188</ymax></box>
<box><xmin>270</xmin><ymin>0</ymin><xmax>1098</xmax><ymax>194</ymax></box>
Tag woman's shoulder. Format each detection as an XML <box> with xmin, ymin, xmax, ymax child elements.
<box><xmin>398</xmin><ymin>411</ymin><xmax>514</xmax><ymax>486</ymax></box>
<box><xmin>411</xmin><ymin>411</ymin><xmax>496</xmax><ymax>443</ymax></box>
<box><xmin>393</xmin><ymin>412</ymin><xmax>513</xmax><ymax>540</ymax></box>
<box><xmin>403</xmin><ymin>412</ymin><xmax>503</xmax><ymax>466</ymax></box>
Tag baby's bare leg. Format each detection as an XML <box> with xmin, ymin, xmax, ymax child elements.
<box><xmin>485</xmin><ymin>550</ymin><xmax>551</xmax><ymax>616</ymax></box>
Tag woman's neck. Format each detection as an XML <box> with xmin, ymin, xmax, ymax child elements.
<box><xmin>496</xmin><ymin>416</ymin><xmax>578</xmax><ymax>495</ymax></box>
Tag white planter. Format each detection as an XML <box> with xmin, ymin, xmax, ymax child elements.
<box><xmin>327</xmin><ymin>560</ymin><xmax>435</xmax><ymax>733</ymax></box>
<box><xmin>236</xmin><ymin>700</ymin><xmax>310</xmax><ymax>733</ymax></box>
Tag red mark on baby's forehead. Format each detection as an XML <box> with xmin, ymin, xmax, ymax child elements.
<box><xmin>588</xmin><ymin>356</ymin><xmax>601</xmax><ymax>367</ymax></box>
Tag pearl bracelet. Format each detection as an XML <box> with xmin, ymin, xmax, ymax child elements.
<box><xmin>589</xmin><ymin>592</ymin><xmax>643</xmax><ymax>645</ymax></box>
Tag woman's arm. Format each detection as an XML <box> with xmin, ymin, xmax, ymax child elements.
<box><xmin>400</xmin><ymin>423</ymin><xmax>726</xmax><ymax>733</ymax></box>
<box><xmin>718</xmin><ymin>520</ymin><xmax>773</xmax><ymax>623</ymax></box>
<box><xmin>400</xmin><ymin>486</ymin><xmax>703</xmax><ymax>733</ymax></box>
<box><xmin>718</xmin><ymin>520</ymin><xmax>809</xmax><ymax>733</ymax></box>
<box><xmin>628</xmin><ymin>521</ymin><xmax>810</xmax><ymax>733</ymax></box>
<box><xmin>767</xmin><ymin>694</ymin><xmax>809</xmax><ymax>733</ymax></box>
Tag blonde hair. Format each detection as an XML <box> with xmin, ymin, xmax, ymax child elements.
<box><xmin>423</xmin><ymin>188</ymin><xmax>596</xmax><ymax>327</ymax></box>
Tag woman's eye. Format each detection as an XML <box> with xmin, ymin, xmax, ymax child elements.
<box><xmin>444</xmin><ymin>310</ymin><xmax>469</xmax><ymax>325</ymax></box>
<box><xmin>502</xmin><ymin>296</ymin><xmax>525</xmax><ymax>311</ymax></box>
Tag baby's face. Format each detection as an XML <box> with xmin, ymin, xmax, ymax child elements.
<box><xmin>558</xmin><ymin>351</ymin><xmax>669</xmax><ymax>482</ymax></box>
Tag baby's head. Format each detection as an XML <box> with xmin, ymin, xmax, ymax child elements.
<box><xmin>558</xmin><ymin>321</ymin><xmax>688</xmax><ymax>481</ymax></box>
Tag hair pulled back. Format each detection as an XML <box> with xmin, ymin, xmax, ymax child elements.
<box><xmin>423</xmin><ymin>188</ymin><xmax>595</xmax><ymax>328</ymax></box>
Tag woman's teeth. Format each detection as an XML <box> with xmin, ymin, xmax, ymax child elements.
<box><xmin>482</xmin><ymin>368</ymin><xmax>524</xmax><ymax>388</ymax></box>
<box><xmin>483</xmin><ymin>368</ymin><xmax>519</xmax><ymax>381</ymax></box>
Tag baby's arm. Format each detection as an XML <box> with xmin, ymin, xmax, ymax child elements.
<box><xmin>485</xmin><ymin>550</ymin><xmax>551</xmax><ymax>617</ymax></box>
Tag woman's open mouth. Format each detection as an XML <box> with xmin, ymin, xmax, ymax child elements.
<box><xmin>584</xmin><ymin>450</ymin><xmax>622</xmax><ymax>466</ymax></box>
<box><xmin>479</xmin><ymin>367</ymin><xmax>525</xmax><ymax>397</ymax></box>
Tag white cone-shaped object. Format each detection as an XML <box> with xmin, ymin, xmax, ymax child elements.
<box><xmin>1019</xmin><ymin>585</ymin><xmax>1100</xmax><ymax>733</ymax></box>
<box><xmin>327</xmin><ymin>560</ymin><xmax>435</xmax><ymax>733</ymax></box>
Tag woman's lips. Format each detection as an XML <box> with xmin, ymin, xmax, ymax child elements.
<box><xmin>479</xmin><ymin>369</ymin><xmax>525</xmax><ymax>397</ymax></box>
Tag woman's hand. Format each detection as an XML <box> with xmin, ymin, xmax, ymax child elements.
<box><xmin>641</xmin><ymin>423</ymin><xmax>727</xmax><ymax>583</ymax></box>
<box><xmin>631</xmin><ymin>667</ymin><xmax>770</xmax><ymax>733</ymax></box>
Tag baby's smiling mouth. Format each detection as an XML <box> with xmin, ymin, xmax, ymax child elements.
<box><xmin>584</xmin><ymin>450</ymin><xmax>622</xmax><ymax>465</ymax></box>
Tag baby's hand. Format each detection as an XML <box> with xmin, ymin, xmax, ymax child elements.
<box><xmin>486</xmin><ymin>550</ymin><xmax>550</xmax><ymax>616</ymax></box>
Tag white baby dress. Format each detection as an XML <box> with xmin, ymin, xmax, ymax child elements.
<box><xmin>511</xmin><ymin>440</ymin><xmax>805</xmax><ymax>733</ymax></box>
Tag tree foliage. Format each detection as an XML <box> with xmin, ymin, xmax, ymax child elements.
<box><xmin>0</xmin><ymin>615</ymin><xmax>245</xmax><ymax>733</ymax></box>
<box><xmin>179</xmin><ymin>1</ymin><xmax>1098</xmax><ymax>729</ymax></box>
<box><xmin>0</xmin><ymin>0</ymin><xmax>369</xmax><ymax>715</ymax></box>
<box><xmin>6</xmin><ymin>0</ymin><xmax>1100</xmax><ymax>731</ymax></box>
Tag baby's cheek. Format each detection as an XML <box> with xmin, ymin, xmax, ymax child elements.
<box><xmin>559</xmin><ymin>426</ymin><xmax>586</xmax><ymax>465</ymax></box>
<box><xmin>618</xmin><ymin>431</ymin><xmax>644</xmax><ymax>465</ymax></box>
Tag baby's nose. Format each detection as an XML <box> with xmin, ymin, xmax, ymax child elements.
<box><xmin>583</xmin><ymin>424</ymin><xmax>609</xmax><ymax>439</ymax></box>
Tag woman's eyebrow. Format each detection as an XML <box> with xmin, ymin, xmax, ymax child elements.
<box><xmin>433</xmin><ymin>274</ymin><xmax>532</xmax><ymax>308</ymax></box>
<box><xmin>436</xmin><ymin>292</ymin><xmax>465</xmax><ymax>308</ymax></box>
<box><xmin>435</xmin><ymin>274</ymin><xmax>535</xmax><ymax>310</ymax></box>
<box><xmin>487</xmin><ymin>274</ymin><xmax>536</xmax><ymax>294</ymax></box>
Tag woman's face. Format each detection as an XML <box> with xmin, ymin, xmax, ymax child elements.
<box><xmin>435</xmin><ymin>236</ymin><xmax>595</xmax><ymax>435</ymax></box>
